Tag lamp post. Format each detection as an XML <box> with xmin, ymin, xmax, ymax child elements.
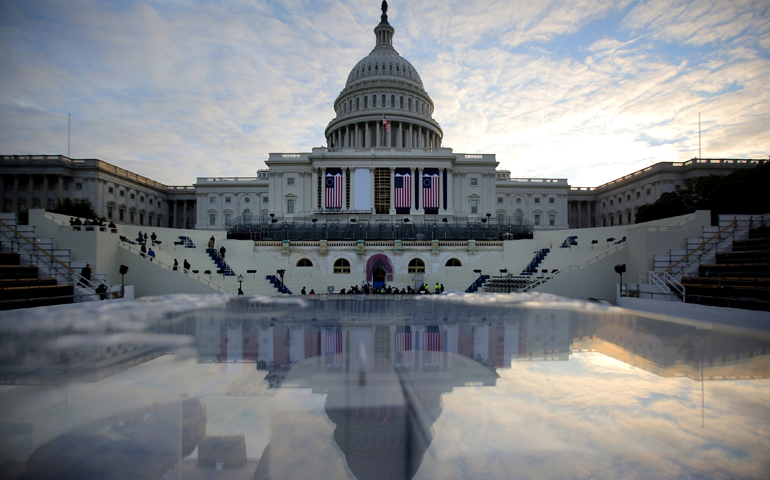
<box><xmin>119</xmin><ymin>265</ymin><xmax>128</xmax><ymax>298</ymax></box>
<box><xmin>237</xmin><ymin>274</ymin><xmax>244</xmax><ymax>295</ymax></box>
<box><xmin>615</xmin><ymin>264</ymin><xmax>626</xmax><ymax>297</ymax></box>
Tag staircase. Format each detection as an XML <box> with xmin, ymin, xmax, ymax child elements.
<box><xmin>0</xmin><ymin>214</ymin><xmax>102</xmax><ymax>309</ymax></box>
<box><xmin>680</xmin><ymin>222</ymin><xmax>770</xmax><ymax>311</ymax></box>
<box><xmin>465</xmin><ymin>275</ymin><xmax>490</xmax><ymax>293</ymax></box>
<box><xmin>206</xmin><ymin>248</ymin><xmax>235</xmax><ymax>276</ymax></box>
<box><xmin>266</xmin><ymin>275</ymin><xmax>292</xmax><ymax>294</ymax></box>
<box><xmin>520</xmin><ymin>248</ymin><xmax>550</xmax><ymax>275</ymax></box>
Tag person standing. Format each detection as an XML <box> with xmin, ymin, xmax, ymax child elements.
<box><xmin>219</xmin><ymin>245</ymin><xmax>226</xmax><ymax>259</ymax></box>
<box><xmin>80</xmin><ymin>263</ymin><xmax>92</xmax><ymax>286</ymax></box>
<box><xmin>183</xmin><ymin>259</ymin><xmax>191</xmax><ymax>273</ymax></box>
<box><xmin>151</xmin><ymin>232</ymin><xmax>158</xmax><ymax>245</ymax></box>
<box><xmin>208</xmin><ymin>236</ymin><xmax>215</xmax><ymax>249</ymax></box>
<box><xmin>148</xmin><ymin>248</ymin><xmax>156</xmax><ymax>262</ymax></box>
<box><xmin>140</xmin><ymin>243</ymin><xmax>147</xmax><ymax>257</ymax></box>
<box><xmin>173</xmin><ymin>259</ymin><xmax>179</xmax><ymax>271</ymax></box>
<box><xmin>301</xmin><ymin>286</ymin><xmax>307</xmax><ymax>295</ymax></box>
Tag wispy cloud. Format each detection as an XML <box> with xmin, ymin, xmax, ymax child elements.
<box><xmin>0</xmin><ymin>0</ymin><xmax>767</xmax><ymax>186</ymax></box>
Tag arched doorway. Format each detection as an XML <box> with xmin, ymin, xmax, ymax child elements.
<box><xmin>373</xmin><ymin>266</ymin><xmax>387</xmax><ymax>287</ymax></box>
<box><xmin>366</xmin><ymin>254</ymin><xmax>393</xmax><ymax>286</ymax></box>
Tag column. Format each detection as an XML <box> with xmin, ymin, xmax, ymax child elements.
<box><xmin>27</xmin><ymin>176</ymin><xmax>34</xmax><ymax>211</ymax></box>
<box><xmin>57</xmin><ymin>176</ymin><xmax>64</xmax><ymax>204</ymax></box>
<box><xmin>365</xmin><ymin>123</ymin><xmax>370</xmax><ymax>148</ymax></box>
<box><xmin>173</xmin><ymin>200</ymin><xmax>178</xmax><ymax>229</ymax></box>
<box><xmin>578</xmin><ymin>202</ymin><xmax>583</xmax><ymax>229</ymax></box>
<box><xmin>349</xmin><ymin>168</ymin><xmax>356</xmax><ymax>211</ymax></box>
<box><xmin>41</xmin><ymin>175</ymin><xmax>49</xmax><ymax>209</ymax></box>
<box><xmin>342</xmin><ymin>168</ymin><xmax>347</xmax><ymax>210</ymax></box>
<box><xmin>12</xmin><ymin>176</ymin><xmax>19</xmax><ymax>214</ymax></box>
<box><xmin>387</xmin><ymin>122</ymin><xmax>391</xmax><ymax>148</ymax></box>
<box><xmin>369</xmin><ymin>167</ymin><xmax>375</xmax><ymax>213</ymax></box>
<box><xmin>311</xmin><ymin>168</ymin><xmax>318</xmax><ymax>211</ymax></box>
<box><xmin>355</xmin><ymin>124</ymin><xmax>359</xmax><ymax>148</ymax></box>
<box><xmin>389</xmin><ymin>167</ymin><xmax>395</xmax><ymax>214</ymax></box>
<box><xmin>398</xmin><ymin>122</ymin><xmax>403</xmax><ymax>148</ymax></box>
<box><xmin>376</xmin><ymin>121</ymin><xmax>380</xmax><ymax>148</ymax></box>
<box><xmin>320</xmin><ymin>168</ymin><xmax>326</xmax><ymax>210</ymax></box>
<box><xmin>345</xmin><ymin>126</ymin><xmax>349</xmax><ymax>147</ymax></box>
<box><xmin>416</xmin><ymin>168</ymin><xmax>424</xmax><ymax>215</ymax></box>
<box><xmin>410</xmin><ymin>167</ymin><xmax>416</xmax><ymax>212</ymax></box>
<box><xmin>447</xmin><ymin>170</ymin><xmax>455</xmax><ymax>214</ymax></box>
<box><xmin>408</xmin><ymin>124</ymin><xmax>412</xmax><ymax>148</ymax></box>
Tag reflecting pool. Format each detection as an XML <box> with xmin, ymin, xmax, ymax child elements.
<box><xmin>1</xmin><ymin>294</ymin><xmax>769</xmax><ymax>479</ymax></box>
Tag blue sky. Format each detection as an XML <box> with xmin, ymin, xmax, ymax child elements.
<box><xmin>1</xmin><ymin>0</ymin><xmax>768</xmax><ymax>187</ymax></box>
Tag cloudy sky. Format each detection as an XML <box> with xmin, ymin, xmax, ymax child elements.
<box><xmin>1</xmin><ymin>0</ymin><xmax>768</xmax><ymax>187</ymax></box>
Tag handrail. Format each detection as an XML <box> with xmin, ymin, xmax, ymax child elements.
<box><xmin>118</xmin><ymin>242</ymin><xmax>230</xmax><ymax>294</ymax></box>
<box><xmin>665</xmin><ymin>220</ymin><xmax>737</xmax><ymax>275</ymax></box>
<box><xmin>521</xmin><ymin>243</ymin><xmax>627</xmax><ymax>292</ymax></box>
<box><xmin>42</xmin><ymin>211</ymin><xmax>70</xmax><ymax>227</ymax></box>
<box><xmin>0</xmin><ymin>219</ymin><xmax>99</xmax><ymax>291</ymax></box>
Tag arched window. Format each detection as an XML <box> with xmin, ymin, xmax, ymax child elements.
<box><xmin>349</xmin><ymin>100</ymin><xmax>352</xmax><ymax>112</ymax></box>
<box><xmin>396</xmin><ymin>65</ymin><xmax>400</xmax><ymax>72</ymax></box>
<box><xmin>408</xmin><ymin>258</ymin><xmax>425</xmax><ymax>273</ymax></box>
<box><xmin>391</xmin><ymin>95</ymin><xmax>395</xmax><ymax>107</ymax></box>
<box><xmin>243</xmin><ymin>209</ymin><xmax>252</xmax><ymax>223</ymax></box>
<box><xmin>408</xmin><ymin>98</ymin><xmax>411</xmax><ymax>110</ymax></box>
<box><xmin>333</xmin><ymin>258</ymin><xmax>351</xmax><ymax>274</ymax></box>
<box><xmin>372</xmin><ymin>95</ymin><xmax>376</xmax><ymax>107</ymax></box>
<box><xmin>356</xmin><ymin>98</ymin><xmax>360</xmax><ymax>110</ymax></box>
<box><xmin>296</xmin><ymin>258</ymin><xmax>313</xmax><ymax>267</ymax></box>
<box><xmin>344</xmin><ymin>103</ymin><xmax>347</xmax><ymax>113</ymax></box>
<box><xmin>382</xmin><ymin>94</ymin><xmax>386</xmax><ymax>106</ymax></box>
<box><xmin>445</xmin><ymin>258</ymin><xmax>462</xmax><ymax>267</ymax></box>
<box><xmin>515</xmin><ymin>210</ymin><xmax>523</xmax><ymax>225</ymax></box>
<box><xmin>364</xmin><ymin>96</ymin><xmax>368</xmax><ymax>108</ymax></box>
<box><xmin>400</xmin><ymin>96</ymin><xmax>403</xmax><ymax>108</ymax></box>
<box><xmin>375</xmin><ymin>64</ymin><xmax>378</xmax><ymax>71</ymax></box>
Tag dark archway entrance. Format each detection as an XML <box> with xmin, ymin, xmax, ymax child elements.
<box><xmin>373</xmin><ymin>266</ymin><xmax>387</xmax><ymax>288</ymax></box>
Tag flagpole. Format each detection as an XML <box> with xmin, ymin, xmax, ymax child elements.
<box><xmin>68</xmin><ymin>113</ymin><xmax>71</xmax><ymax>157</ymax></box>
<box><xmin>698</xmin><ymin>112</ymin><xmax>701</xmax><ymax>159</ymax></box>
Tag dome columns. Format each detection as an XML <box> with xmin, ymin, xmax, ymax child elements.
<box><xmin>326</xmin><ymin>119</ymin><xmax>441</xmax><ymax>149</ymax></box>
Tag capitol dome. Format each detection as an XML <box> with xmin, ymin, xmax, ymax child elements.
<box><xmin>325</xmin><ymin>2</ymin><xmax>442</xmax><ymax>150</ymax></box>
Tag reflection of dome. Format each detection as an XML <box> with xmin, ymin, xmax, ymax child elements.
<box><xmin>325</xmin><ymin>385</ymin><xmax>443</xmax><ymax>480</ymax></box>
<box><xmin>325</xmin><ymin>4</ymin><xmax>442</xmax><ymax>149</ymax></box>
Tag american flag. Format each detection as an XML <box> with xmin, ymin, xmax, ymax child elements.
<box><xmin>324</xmin><ymin>328</ymin><xmax>342</xmax><ymax>366</ymax></box>
<box><xmin>382</xmin><ymin>115</ymin><xmax>390</xmax><ymax>133</ymax></box>
<box><xmin>325</xmin><ymin>171</ymin><xmax>342</xmax><ymax>209</ymax></box>
<box><xmin>395</xmin><ymin>328</ymin><xmax>412</xmax><ymax>366</ymax></box>
<box><xmin>394</xmin><ymin>173</ymin><xmax>411</xmax><ymax>208</ymax></box>
<box><xmin>422</xmin><ymin>172</ymin><xmax>440</xmax><ymax>209</ymax></box>
<box><xmin>424</xmin><ymin>327</ymin><xmax>441</xmax><ymax>366</ymax></box>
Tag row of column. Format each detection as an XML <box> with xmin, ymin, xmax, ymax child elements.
<box><xmin>311</xmin><ymin>167</ymin><xmax>455</xmax><ymax>214</ymax></box>
<box><xmin>171</xmin><ymin>199</ymin><xmax>196</xmax><ymax>229</ymax></box>
<box><xmin>0</xmin><ymin>174</ymin><xmax>65</xmax><ymax>213</ymax></box>
<box><xmin>328</xmin><ymin>121</ymin><xmax>441</xmax><ymax>149</ymax></box>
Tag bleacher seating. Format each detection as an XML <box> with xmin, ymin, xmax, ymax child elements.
<box><xmin>681</xmin><ymin>226</ymin><xmax>770</xmax><ymax>311</ymax></box>
<box><xmin>465</xmin><ymin>275</ymin><xmax>490</xmax><ymax>293</ymax></box>
<box><xmin>482</xmin><ymin>275</ymin><xmax>531</xmax><ymax>293</ymax></box>
<box><xmin>0</xmin><ymin>251</ymin><xmax>73</xmax><ymax>310</ymax></box>
<box><xmin>178</xmin><ymin>236</ymin><xmax>196</xmax><ymax>248</ymax></box>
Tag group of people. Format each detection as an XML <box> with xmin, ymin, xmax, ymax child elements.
<box><xmin>299</xmin><ymin>282</ymin><xmax>445</xmax><ymax>295</ymax></box>
<box><xmin>79</xmin><ymin>263</ymin><xmax>118</xmax><ymax>299</ymax></box>
<box><xmin>172</xmin><ymin>259</ymin><xmax>192</xmax><ymax>273</ymax></box>
<box><xmin>69</xmin><ymin>217</ymin><xmax>116</xmax><ymax>231</ymax></box>
<box><xmin>208</xmin><ymin>236</ymin><xmax>226</xmax><ymax>259</ymax></box>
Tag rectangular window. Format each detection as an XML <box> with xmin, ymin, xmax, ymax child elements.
<box><xmin>119</xmin><ymin>209</ymin><xmax>125</xmax><ymax>221</ymax></box>
<box><xmin>287</xmin><ymin>199</ymin><xmax>295</xmax><ymax>214</ymax></box>
<box><xmin>675</xmin><ymin>184</ymin><xmax>681</xmax><ymax>191</ymax></box>
<box><xmin>497</xmin><ymin>213</ymin><xmax>504</xmax><ymax>224</ymax></box>
<box><xmin>636</xmin><ymin>191</ymin><xmax>640</xmax><ymax>198</ymax></box>
<box><xmin>470</xmin><ymin>200</ymin><xmax>478</xmax><ymax>214</ymax></box>
<box><xmin>263</xmin><ymin>196</ymin><xmax>269</xmax><ymax>203</ymax></box>
<box><xmin>610</xmin><ymin>200</ymin><xmax>613</xmax><ymax>206</ymax></box>
<box><xmin>108</xmin><ymin>186</ymin><xmax>114</xmax><ymax>194</ymax></box>
<box><xmin>130</xmin><ymin>193</ymin><xmax>135</xmax><ymax>200</ymax></box>
<box><xmin>75</xmin><ymin>183</ymin><xmax>82</xmax><ymax>190</ymax></box>
<box><xmin>225</xmin><ymin>197</ymin><xmax>231</xmax><ymax>203</ymax></box>
<box><xmin>108</xmin><ymin>207</ymin><xmax>113</xmax><ymax>218</ymax></box>
<box><xmin>210</xmin><ymin>197</ymin><xmax>216</xmax><ymax>203</ymax></box>
<box><xmin>626</xmin><ymin>194</ymin><xmax>631</xmax><ymax>200</ymax></box>
<box><xmin>646</xmin><ymin>188</ymin><xmax>651</xmax><ymax>195</ymax></box>
<box><xmin>140</xmin><ymin>196</ymin><xmax>145</xmax><ymax>202</ymax></box>
<box><xmin>497</xmin><ymin>197</ymin><xmax>503</xmax><ymax>204</ymax></box>
<box><xmin>534</xmin><ymin>198</ymin><xmax>540</xmax><ymax>204</ymax></box>
<box><xmin>139</xmin><ymin>213</ymin><xmax>144</xmax><ymax>225</ymax></box>
<box><xmin>549</xmin><ymin>197</ymin><xmax>555</xmax><ymax>204</ymax></box>
<box><xmin>549</xmin><ymin>214</ymin><xmax>555</xmax><ymax>226</ymax></box>
<box><xmin>209</xmin><ymin>214</ymin><xmax>216</xmax><ymax>225</ymax></box>
<box><xmin>627</xmin><ymin>212</ymin><xmax>632</xmax><ymax>223</ymax></box>
<box><xmin>287</xmin><ymin>177</ymin><xmax>295</xmax><ymax>186</ymax></box>
<box><xmin>158</xmin><ymin>200</ymin><xmax>162</xmax><ymax>207</ymax></box>
<box><xmin>470</xmin><ymin>178</ymin><xmax>478</xmax><ymax>186</ymax></box>
<box><xmin>225</xmin><ymin>213</ymin><xmax>231</xmax><ymax>225</ymax></box>
<box><xmin>618</xmin><ymin>197</ymin><xmax>622</xmax><ymax>204</ymax></box>
<box><xmin>130</xmin><ymin>211</ymin><xmax>135</xmax><ymax>223</ymax></box>
<box><xmin>534</xmin><ymin>214</ymin><xmax>541</xmax><ymax>226</ymax></box>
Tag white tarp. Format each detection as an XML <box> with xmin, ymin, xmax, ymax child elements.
<box><xmin>354</xmin><ymin>168</ymin><xmax>371</xmax><ymax>211</ymax></box>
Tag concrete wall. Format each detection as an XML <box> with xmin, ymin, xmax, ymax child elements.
<box><xmin>116</xmin><ymin>247</ymin><xmax>221</xmax><ymax>297</ymax></box>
